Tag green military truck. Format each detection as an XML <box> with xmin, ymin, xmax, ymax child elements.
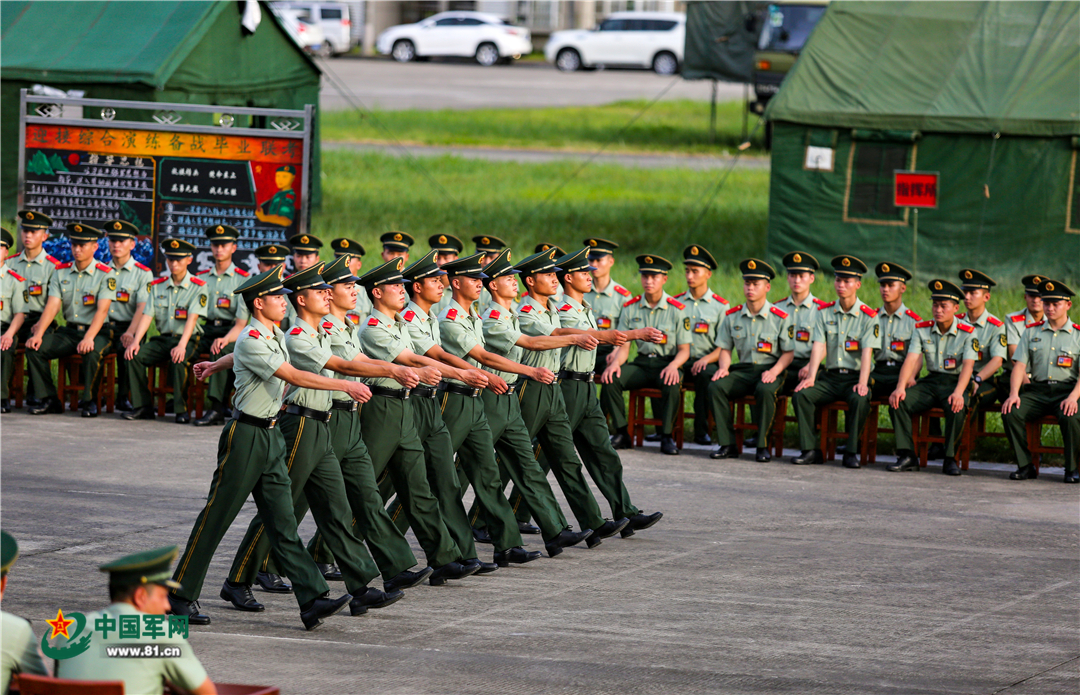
<box><xmin>750</xmin><ymin>1</ymin><xmax>828</xmax><ymax>115</ymax></box>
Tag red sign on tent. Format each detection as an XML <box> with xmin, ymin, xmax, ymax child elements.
<box><xmin>894</xmin><ymin>171</ymin><xmax>939</xmax><ymax>209</ymax></box>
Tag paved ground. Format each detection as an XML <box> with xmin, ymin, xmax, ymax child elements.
<box><xmin>2</xmin><ymin>412</ymin><xmax>1077</xmax><ymax>694</ymax></box>
<box><xmin>317</xmin><ymin>56</ymin><xmax>746</xmax><ymax>111</ymax></box>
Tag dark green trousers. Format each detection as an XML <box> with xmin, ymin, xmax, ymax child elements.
<box><xmin>14</xmin><ymin>314</ymin><xmax>53</xmax><ymax>398</ymax></box>
<box><xmin>599</xmin><ymin>356</ymin><xmax>682</xmax><ymax>434</ymax></box>
<box><xmin>515</xmin><ymin>378</ymin><xmax>639</xmax><ymax>522</ymax></box>
<box><xmin>517</xmin><ymin>379</ymin><xmax>605</xmax><ymax>530</ymax></box>
<box><xmin>889</xmin><ymin>372</ymin><xmax>970</xmax><ymax>457</ymax></box>
<box><xmin>26</xmin><ymin>323</ymin><xmax>113</xmax><ymax>402</ymax></box>
<box><xmin>171</xmin><ymin>419</ymin><xmax>329</xmax><ymax>607</ymax></box>
<box><xmin>1</xmin><ymin>322</ymin><xmax>12</xmax><ymax>400</ymax></box>
<box><xmin>483</xmin><ymin>388</ymin><xmax>569</xmax><ymax>542</ymax></box>
<box><xmin>793</xmin><ymin>370</ymin><xmax>872</xmax><ymax>452</ymax></box>
<box><xmin>1002</xmin><ymin>381</ymin><xmax>1079</xmax><ymax>472</ymax></box>
<box><xmin>780</xmin><ymin>357</ymin><xmax>809</xmax><ymax>396</ymax></box>
<box><xmin>127</xmin><ymin>334</ymin><xmax>198</xmax><ymax>412</ymax></box>
<box><xmin>593</xmin><ymin>345</ymin><xmax>614</xmax><ymax>373</ymax></box>
<box><xmin>228</xmin><ymin>412</ymin><xmax>380</xmax><ymax>595</ymax></box>
<box><xmin>106</xmin><ymin>321</ymin><xmax>133</xmax><ymax>401</ymax></box>
<box><xmin>195</xmin><ymin>324</ymin><xmax>236</xmax><ymax>408</ymax></box>
<box><xmin>708</xmin><ymin>363</ymin><xmax>786</xmax><ymax>447</ymax></box>
<box><xmin>688</xmin><ymin>363</ymin><xmax>718</xmax><ymax>440</ymax></box>
<box><xmin>306</xmin><ymin>408</ymin><xmax>417</xmax><ymax>578</ymax></box>
<box><xmin>360</xmin><ymin>394</ymin><xmax>461</xmax><ymax>568</ymax></box>
<box><xmin>870</xmin><ymin>363</ymin><xmax>903</xmax><ymax>401</ymax></box>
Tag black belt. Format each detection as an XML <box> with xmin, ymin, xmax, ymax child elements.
<box><xmin>206</xmin><ymin>319</ymin><xmax>231</xmax><ymax>327</ymax></box>
<box><xmin>558</xmin><ymin>370</ymin><xmax>593</xmax><ymax>382</ymax></box>
<box><xmin>877</xmin><ymin>361</ymin><xmax>900</xmax><ymax>368</ymax></box>
<box><xmin>331</xmin><ymin>400</ymin><xmax>358</xmax><ymax>412</ymax></box>
<box><xmin>108</xmin><ymin>320</ymin><xmax>131</xmax><ymax>329</ymax></box>
<box><xmin>412</xmin><ymin>385</ymin><xmax>439</xmax><ymax>399</ymax></box>
<box><xmin>439</xmin><ymin>382</ymin><xmax>481</xmax><ymax>397</ymax></box>
<box><xmin>236</xmin><ymin>410</ymin><xmax>278</xmax><ymax>429</ymax></box>
<box><xmin>829</xmin><ymin>368</ymin><xmax>854</xmax><ymax>374</ymax></box>
<box><xmin>491</xmin><ymin>383</ymin><xmax>518</xmax><ymax>395</ymax></box>
<box><xmin>371</xmin><ymin>385</ymin><xmax>410</xmax><ymax>400</ymax></box>
<box><xmin>69</xmin><ymin>323</ymin><xmax>90</xmax><ymax>332</ymax></box>
<box><xmin>285</xmin><ymin>404</ymin><xmax>331</xmax><ymax>422</ymax></box>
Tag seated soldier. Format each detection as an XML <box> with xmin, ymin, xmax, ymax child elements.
<box><xmin>1</xmin><ymin>227</ymin><xmax>28</xmax><ymax>414</ymax></box>
<box><xmin>677</xmin><ymin>244</ymin><xmax>729</xmax><ymax>446</ymax></box>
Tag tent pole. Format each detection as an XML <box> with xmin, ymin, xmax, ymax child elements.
<box><xmin>710</xmin><ymin>80</ymin><xmax>718</xmax><ymax>144</ymax></box>
<box><xmin>742</xmin><ymin>83</ymin><xmax>749</xmax><ymax>143</ymax></box>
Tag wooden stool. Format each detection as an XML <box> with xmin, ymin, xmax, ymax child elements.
<box><xmin>15</xmin><ymin>673</ymin><xmax>123</xmax><ymax>694</ymax></box>
<box><xmin>147</xmin><ymin>362</ymin><xmax>203</xmax><ymax>418</ymax></box>
<box><xmin>972</xmin><ymin>402</ymin><xmax>1008</xmax><ymax>442</ymax></box>
<box><xmin>10</xmin><ymin>346</ymin><xmax>25</xmax><ymax>408</ymax></box>
<box><xmin>863</xmin><ymin>401</ymin><xmax>891</xmax><ymax>463</ymax></box>
<box><xmin>189</xmin><ymin>352</ymin><xmax>211</xmax><ymax>413</ymax></box>
<box><xmin>732</xmin><ymin>395</ymin><xmax>788</xmax><ymax>457</ymax></box>
<box><xmin>1026</xmin><ymin>415</ymin><xmax>1065</xmax><ymax>472</ymax></box>
<box><xmin>56</xmin><ymin>353</ymin><xmax>116</xmax><ymax>413</ymax></box>
<box><xmin>914</xmin><ymin>407</ymin><xmax>973</xmax><ymax>470</ymax></box>
<box><xmin>818</xmin><ymin>401</ymin><xmax>874</xmax><ymax>465</ymax></box>
<box><xmin>681</xmin><ymin>381</ymin><xmax>716</xmax><ymax>442</ymax></box>
<box><xmin>628</xmin><ymin>387</ymin><xmax>685</xmax><ymax>449</ymax></box>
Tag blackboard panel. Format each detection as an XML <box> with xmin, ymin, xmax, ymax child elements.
<box><xmin>157</xmin><ymin>157</ymin><xmax>256</xmax><ymax>206</ymax></box>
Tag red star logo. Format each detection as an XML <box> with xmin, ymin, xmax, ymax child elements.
<box><xmin>46</xmin><ymin>608</ymin><xmax>75</xmax><ymax>640</ymax></box>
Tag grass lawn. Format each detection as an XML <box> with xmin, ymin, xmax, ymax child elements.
<box><xmin>321</xmin><ymin>99</ymin><xmax>766</xmax><ymax>156</ymax></box>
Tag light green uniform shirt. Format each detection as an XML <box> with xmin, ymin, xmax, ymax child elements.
<box><xmin>1005</xmin><ymin>308</ymin><xmax>1039</xmax><ymax>348</ymax></box>
<box><xmin>913</xmin><ymin>318</ymin><xmax>979</xmax><ymax>374</ymax></box>
<box><xmin>106</xmin><ymin>257</ymin><xmax>154</xmax><ymax>323</ymax></box>
<box><xmin>1014</xmin><ymin>319</ymin><xmax>1080</xmax><ymax>383</ymax></box>
<box><xmin>584</xmin><ymin>277</ymin><xmax>632</xmax><ymax>331</ymax></box>
<box><xmin>197</xmin><ymin>263</ymin><xmax>251</xmax><ymax>323</ymax></box>
<box><xmin>439</xmin><ymin>301</ymin><xmax>487</xmax><ymax>386</ymax></box>
<box><xmin>959</xmin><ymin>309</ymin><xmax>1007</xmax><ymax>373</ymax></box>
<box><xmin>56</xmin><ymin>602</ymin><xmax>206</xmax><ymax>695</ymax></box>
<box><xmin>359</xmin><ymin>310</ymin><xmax>412</xmax><ymax>389</ymax></box>
<box><xmin>876</xmin><ymin>302</ymin><xmax>922</xmax><ymax>364</ymax></box>
<box><xmin>1</xmin><ymin>610</ymin><xmax>47</xmax><ymax>693</ymax></box>
<box><xmin>476</xmin><ymin>302</ymin><xmax>524</xmax><ymax>385</ymax></box>
<box><xmin>232</xmin><ymin>319</ymin><xmax>289</xmax><ymax>418</ymax></box>
<box><xmin>47</xmin><ymin>260</ymin><xmax>113</xmax><ymax>326</ymax></box>
<box><xmin>1</xmin><ymin>267</ymin><xmax>27</xmax><ymax>325</ymax></box>
<box><xmin>322</xmin><ymin>313</ymin><xmax>364</xmax><ymax>389</ymax></box>
<box><xmin>556</xmin><ymin>296</ymin><xmax>600</xmax><ymax>374</ymax></box>
<box><xmin>283</xmin><ymin>317</ymin><xmax>334</xmax><ymax>410</ymax></box>
<box><xmin>147</xmin><ymin>273</ymin><xmax>208</xmax><ymax>336</ymax></box>
<box><xmin>7</xmin><ymin>249</ymin><xmax>60</xmax><ymax>314</ymax></box>
<box><xmin>775</xmin><ymin>293</ymin><xmax>823</xmax><ymax>361</ymax></box>
<box><xmin>717</xmin><ymin>300</ymin><xmax>795</xmax><ymax>365</ymax></box>
<box><xmin>402</xmin><ymin>301</ymin><xmax>440</xmax><ymax>356</ymax></box>
<box><xmin>617</xmin><ymin>291</ymin><xmax>692</xmax><ymax>358</ymax></box>
<box><xmin>811</xmin><ymin>297</ymin><xmax>882</xmax><ymax>370</ymax></box>
<box><xmin>516</xmin><ymin>295</ymin><xmax>563</xmax><ymax>372</ymax></box>
<box><xmin>673</xmin><ymin>289</ymin><xmax>729</xmax><ymax>359</ymax></box>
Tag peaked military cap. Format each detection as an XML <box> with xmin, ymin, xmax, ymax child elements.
<box><xmin>481</xmin><ymin>248</ymin><xmax>518</xmax><ymax>279</ymax></box>
<box><xmin>380</xmin><ymin>231</ymin><xmax>414</xmax><ymax>252</ymax></box>
<box><xmin>99</xmin><ymin>545</ymin><xmax>182</xmax><ymax>590</ymax></box>
<box><xmin>284</xmin><ymin>263</ymin><xmax>332</xmax><ymax>292</ymax></box>
<box><xmin>331</xmin><ymin>238</ymin><xmax>365</xmax><ymax>258</ymax></box>
<box><xmin>429</xmin><ymin>234</ymin><xmax>463</xmax><ymax>254</ymax></box>
<box><xmin>442</xmin><ymin>252</ymin><xmax>489</xmax><ymax>279</ymax></box>
<box><xmin>958</xmin><ymin>268</ymin><xmax>996</xmax><ymax>291</ymax></box>
<box><xmin>875</xmin><ymin>262</ymin><xmax>912</xmax><ymax>283</ymax></box>
<box><xmin>472</xmin><ymin>235</ymin><xmax>506</xmax><ymax>254</ymax></box>
<box><xmin>515</xmin><ymin>248</ymin><xmax>562</xmax><ymax>275</ymax></box>
<box><xmin>555</xmin><ymin>248</ymin><xmax>595</xmax><ymax>275</ymax></box>
<box><xmin>831</xmin><ymin>255</ymin><xmax>867</xmax><ymax>278</ymax></box>
<box><xmin>740</xmin><ymin>258</ymin><xmax>775</xmax><ymax>280</ymax></box>
<box><xmin>683</xmin><ymin>244</ymin><xmax>717</xmax><ymax>270</ymax></box>
<box><xmin>254</xmin><ymin>244</ymin><xmax>289</xmax><ymax>264</ymax></box>
<box><xmin>928</xmin><ymin>279</ymin><xmax>964</xmax><ymax>303</ymax></box>
<box><xmin>1</xmin><ymin>227</ymin><xmax>13</xmax><ymax>249</ymax></box>
<box><xmin>235</xmin><ymin>264</ymin><xmax>290</xmax><ymax>298</ymax></box>
<box><xmin>277</xmin><ymin>164</ymin><xmax>297</xmax><ymax>175</ymax></box>
<box><xmin>162</xmin><ymin>237</ymin><xmax>196</xmax><ymax>258</ymax></box>
<box><xmin>1038</xmin><ymin>279</ymin><xmax>1074</xmax><ymax>302</ymax></box>
<box><xmin>17</xmin><ymin>210</ymin><xmax>52</xmax><ymax>230</ymax></box>
<box><xmin>582</xmin><ymin>237</ymin><xmax>618</xmax><ymax>257</ymax></box>
<box><xmin>104</xmin><ymin>220</ymin><xmax>139</xmax><ymax>241</ymax></box>
<box><xmin>782</xmin><ymin>251</ymin><xmax>819</xmax><ymax>273</ymax></box>
<box><xmin>534</xmin><ymin>242</ymin><xmax>565</xmax><ymax>256</ymax></box>
<box><xmin>65</xmin><ymin>223</ymin><xmax>103</xmax><ymax>243</ymax></box>
<box><xmin>206</xmin><ymin>224</ymin><xmax>239</xmax><ymax>243</ymax></box>
<box><xmin>322</xmin><ymin>255</ymin><xmax>361</xmax><ymax>285</ymax></box>
<box><xmin>1021</xmin><ymin>274</ymin><xmax>1046</xmax><ymax>296</ymax></box>
<box><xmin>635</xmin><ymin>254</ymin><xmax>673</xmax><ymax>274</ymax></box>
<box><xmin>1</xmin><ymin>531</ymin><xmax>18</xmax><ymax>576</ymax></box>
<box><xmin>360</xmin><ymin>257</ymin><xmax>408</xmax><ymax>287</ymax></box>
<box><xmin>288</xmin><ymin>233</ymin><xmax>323</xmax><ymax>254</ymax></box>
<box><xmin>404</xmin><ymin>249</ymin><xmax>447</xmax><ymax>282</ymax></box>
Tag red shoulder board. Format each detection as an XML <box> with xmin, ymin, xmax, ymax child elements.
<box><xmin>403</xmin><ymin>310</ymin><xmax>415</xmax><ymax>322</ymax></box>
<box><xmin>817</xmin><ymin>301</ymin><xmax>835</xmax><ymax>310</ymax></box>
<box><xmin>95</xmin><ymin>262</ymin><xmax>112</xmax><ymax>273</ymax></box>
<box><xmin>56</xmin><ymin>262</ymin><xmax>73</xmax><ymax>270</ymax></box>
<box><xmin>860</xmin><ymin>305</ymin><xmax>878</xmax><ymax>318</ymax></box>
<box><xmin>289</xmin><ymin>326</ymin><xmax>303</xmax><ymax>335</ymax></box>
<box><xmin>487</xmin><ymin>309</ymin><xmax>500</xmax><ymax>320</ymax></box>
<box><xmin>519</xmin><ymin>304</ymin><xmax>532</xmax><ymax>313</ymax></box>
<box><xmin>367</xmin><ymin>317</ymin><xmax>379</xmax><ymax>326</ymax></box>
<box><xmin>675</xmin><ymin>291</ymin><xmax>686</xmax><ymax>298</ymax></box>
<box><xmin>915</xmin><ymin>320</ymin><xmax>934</xmax><ymax>328</ymax></box>
<box><xmin>904</xmin><ymin>309</ymin><xmax>922</xmax><ymax>321</ymax></box>
<box><xmin>190</xmin><ymin>277</ymin><xmax>207</xmax><ymax>286</ymax></box>
<box><xmin>151</xmin><ymin>277</ymin><xmax>168</xmax><ymax>286</ymax></box>
<box><xmin>7</xmin><ymin>269</ymin><xmax>25</xmax><ymax>282</ymax></box>
<box><xmin>7</xmin><ymin>252</ymin><xmax>20</xmax><ymax>260</ymax></box>
<box><xmin>713</xmin><ymin>293</ymin><xmax>728</xmax><ymax>304</ymax></box>
<box><xmin>1010</xmin><ymin>314</ymin><xmax>1026</xmax><ymax>323</ymax></box>
<box><xmin>322</xmin><ymin>321</ymin><xmax>334</xmax><ymax>331</ymax></box>
<box><xmin>134</xmin><ymin>262</ymin><xmax>151</xmax><ymax>272</ymax></box>
<box><xmin>559</xmin><ymin>303</ymin><xmax>571</xmax><ymax>312</ymax></box>
<box><xmin>956</xmin><ymin>312</ymin><xmax>966</xmax><ymax>319</ymax></box>
<box><xmin>46</xmin><ymin>254</ymin><xmax>61</xmax><ymax>266</ymax></box>
<box><xmin>248</xmin><ymin>329</ymin><xmax>261</xmax><ymax>338</ymax></box>
<box><xmin>235</xmin><ymin>268</ymin><xmax>250</xmax><ymax>277</ymax></box>
<box><xmin>778</xmin><ymin>296</ymin><xmax>789</xmax><ymax>303</ymax></box>
<box><xmin>285</xmin><ymin>192</ymin><xmax>296</xmax><ymax>199</ymax></box>
<box><xmin>623</xmin><ymin>295</ymin><xmax>641</xmax><ymax>307</ymax></box>
<box><xmin>195</xmin><ymin>269</ymin><xmax>211</xmax><ymax>275</ymax></box>
<box><xmin>987</xmin><ymin>315</ymin><xmax>1003</xmax><ymax>327</ymax></box>
<box><xmin>770</xmin><ymin>306</ymin><xmax>789</xmax><ymax>319</ymax></box>
<box><xmin>667</xmin><ymin>297</ymin><xmax>685</xmax><ymax>310</ymax></box>
<box><xmin>1073</xmin><ymin>323</ymin><xmax>1080</xmax><ymax>331</ymax></box>
<box><xmin>446</xmin><ymin>308</ymin><xmax>458</xmax><ymax>321</ymax></box>
<box><xmin>614</xmin><ymin>285</ymin><xmax>630</xmax><ymax>297</ymax></box>
<box><xmin>957</xmin><ymin>322</ymin><xmax>975</xmax><ymax>334</ymax></box>
<box><xmin>1027</xmin><ymin>320</ymin><xmax>1045</xmax><ymax>328</ymax></box>
<box><xmin>726</xmin><ymin>304</ymin><xmax>742</xmax><ymax>315</ymax></box>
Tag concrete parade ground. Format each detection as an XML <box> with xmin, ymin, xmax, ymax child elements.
<box><xmin>1</xmin><ymin>413</ymin><xmax>1077</xmax><ymax>694</ymax></box>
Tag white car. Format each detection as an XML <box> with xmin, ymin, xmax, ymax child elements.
<box><xmin>272</xmin><ymin>7</ymin><xmax>328</xmax><ymax>56</ymax></box>
<box><xmin>272</xmin><ymin>2</ymin><xmax>354</xmax><ymax>55</ymax></box>
<box><xmin>376</xmin><ymin>11</ymin><xmax>532</xmax><ymax>67</ymax></box>
<box><xmin>545</xmin><ymin>11</ymin><xmax>685</xmax><ymax>74</ymax></box>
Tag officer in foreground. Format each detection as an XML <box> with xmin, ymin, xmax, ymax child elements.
<box><xmin>1</xmin><ymin>531</ymin><xmax>49</xmax><ymax>691</ymax></box>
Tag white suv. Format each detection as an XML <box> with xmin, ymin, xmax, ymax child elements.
<box><xmin>376</xmin><ymin>11</ymin><xmax>532</xmax><ymax>67</ymax></box>
<box><xmin>545</xmin><ymin>11</ymin><xmax>685</xmax><ymax>74</ymax></box>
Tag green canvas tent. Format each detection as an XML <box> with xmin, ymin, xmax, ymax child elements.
<box><xmin>764</xmin><ymin>1</ymin><xmax>1080</xmax><ymax>281</ymax></box>
<box><xmin>682</xmin><ymin>1</ymin><xmax>762</xmax><ymax>83</ymax></box>
<box><xmin>0</xmin><ymin>0</ymin><xmax>322</xmax><ymax>217</ymax></box>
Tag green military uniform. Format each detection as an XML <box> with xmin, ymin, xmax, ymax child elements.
<box><xmin>25</xmin><ymin>224</ymin><xmax>115</xmax><ymax>409</ymax></box>
<box><xmin>583</xmin><ymin>237</ymin><xmax>632</xmax><ymax>371</ymax></box>
<box><xmin>126</xmin><ymin>240</ymin><xmax>208</xmax><ymax>417</ymax></box>
<box><xmin>1</xmin><ymin>532</ymin><xmax>47</xmax><ymax>692</ymax></box>
<box><xmin>792</xmin><ymin>256</ymin><xmax>881</xmax><ymax>460</ymax></box>
<box><xmin>195</xmin><ymin>225</ymin><xmax>251</xmax><ymax>413</ymax></box>
<box><xmin>775</xmin><ymin>251</ymin><xmax>824</xmax><ymax>394</ymax></box>
<box><xmin>1</xmin><ymin>228</ymin><xmax>28</xmax><ymax>405</ymax></box>
<box><xmin>1002</xmin><ymin>280</ymin><xmax>1080</xmax><ymax>480</ymax></box>
<box><xmin>261</xmin><ymin>164</ymin><xmax>297</xmax><ymax>223</ymax></box>
<box><xmin>1001</xmin><ymin>275</ymin><xmax>1047</xmax><ymax>402</ymax></box>
<box><xmin>332</xmin><ymin>237</ymin><xmax>371</xmax><ymax>321</ymax></box>
<box><xmin>7</xmin><ymin>211</ymin><xmax>61</xmax><ymax>343</ymax></box>
<box><xmin>869</xmin><ymin>263</ymin><xmax>921</xmax><ymax>400</ymax></box>
<box><xmin>104</xmin><ymin>221</ymin><xmax>155</xmax><ymax>405</ymax></box>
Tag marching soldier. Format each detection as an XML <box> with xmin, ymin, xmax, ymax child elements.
<box><xmin>428</xmin><ymin>233</ymin><xmax>464</xmax><ymax>317</ymax></box>
<box><xmin>582</xmin><ymin>237</ymin><xmax>632</xmax><ymax>372</ymax></box>
<box><xmin>8</xmin><ymin>210</ymin><xmax>62</xmax><ymax>405</ymax></box>
<box><xmin>192</xmin><ymin>225</ymin><xmax>250</xmax><ymax>427</ymax></box>
<box><xmin>283</xmin><ymin>233</ymin><xmax>324</xmax><ymax>332</ymax></box>
<box><xmin>24</xmin><ymin>223</ymin><xmax>114</xmax><ymax>417</ymax></box>
<box><xmin>790</xmin><ymin>255</ymin><xmax>880</xmax><ymax>468</ymax></box>
<box><xmin>600</xmin><ymin>254</ymin><xmax>692</xmax><ymax>456</ymax></box>
<box><xmin>1001</xmin><ymin>280</ymin><xmax>1079</xmax><ymax>483</ymax></box>
<box><xmin>678</xmin><ymin>244</ymin><xmax>729</xmax><ymax>445</ymax></box>
<box><xmin>958</xmin><ymin>268</ymin><xmax>1006</xmax><ymax>408</ymax></box>
<box><xmin>253</xmin><ymin>243</ymin><xmax>289</xmax><ymax>273</ymax></box>
<box><xmin>707</xmin><ymin>259</ymin><xmax>795</xmax><ymax>462</ymax></box>
<box><xmin>471</xmin><ymin>235</ymin><xmax>507</xmax><ymax>310</ymax></box>
<box><xmin>887</xmin><ymin>280</ymin><xmax>976</xmax><ymax>476</ymax></box>
<box><xmin>380</xmin><ymin>231</ymin><xmax>414</xmax><ymax>264</ymax></box>
<box><xmin>331</xmin><ymin>238</ymin><xmax>370</xmax><ymax>320</ymax></box>
<box><xmin>123</xmin><ymin>239</ymin><xmax>208</xmax><ymax>423</ymax></box>
<box><xmin>1</xmin><ymin>228</ymin><xmax>27</xmax><ymax>414</ymax></box>
<box><xmin>1</xmin><ymin>531</ymin><xmax>49</xmax><ymax>690</ymax></box>
<box><xmin>871</xmin><ymin>262</ymin><xmax>922</xmax><ymax>400</ymax></box>
<box><xmin>103</xmin><ymin>220</ymin><xmax>154</xmax><ymax>412</ymax></box>
<box><xmin>534</xmin><ymin>243</ymin><xmax>565</xmax><ymax>305</ymax></box>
